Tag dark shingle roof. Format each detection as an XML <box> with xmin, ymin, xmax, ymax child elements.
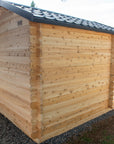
<box><xmin>0</xmin><ymin>0</ymin><xmax>114</xmax><ymax>34</ymax></box>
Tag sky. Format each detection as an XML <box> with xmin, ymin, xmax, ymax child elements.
<box><xmin>5</xmin><ymin>0</ymin><xmax>114</xmax><ymax>27</ymax></box>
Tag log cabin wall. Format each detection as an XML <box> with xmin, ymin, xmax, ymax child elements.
<box><xmin>0</xmin><ymin>7</ymin><xmax>114</xmax><ymax>144</ymax></box>
<box><xmin>29</xmin><ymin>22</ymin><xmax>42</xmax><ymax>143</ymax></box>
<box><xmin>38</xmin><ymin>24</ymin><xmax>112</xmax><ymax>142</ymax></box>
<box><xmin>0</xmin><ymin>8</ymin><xmax>33</xmax><ymax>138</ymax></box>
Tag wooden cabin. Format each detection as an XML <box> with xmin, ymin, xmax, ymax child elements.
<box><xmin>0</xmin><ymin>0</ymin><xmax>114</xmax><ymax>143</ymax></box>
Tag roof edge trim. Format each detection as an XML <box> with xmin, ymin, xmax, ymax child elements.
<box><xmin>0</xmin><ymin>0</ymin><xmax>34</xmax><ymax>21</ymax></box>
<box><xmin>0</xmin><ymin>0</ymin><xmax>114</xmax><ymax>34</ymax></box>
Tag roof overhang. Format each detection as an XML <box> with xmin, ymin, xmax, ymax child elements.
<box><xmin>0</xmin><ymin>0</ymin><xmax>114</xmax><ymax>34</ymax></box>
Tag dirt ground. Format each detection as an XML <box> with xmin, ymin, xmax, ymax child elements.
<box><xmin>0</xmin><ymin>113</ymin><xmax>114</xmax><ymax>144</ymax></box>
<box><xmin>64</xmin><ymin>116</ymin><xmax>114</xmax><ymax>144</ymax></box>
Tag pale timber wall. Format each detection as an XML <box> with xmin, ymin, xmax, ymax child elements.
<box><xmin>109</xmin><ymin>35</ymin><xmax>114</xmax><ymax>108</ymax></box>
<box><xmin>38</xmin><ymin>24</ymin><xmax>112</xmax><ymax>142</ymax></box>
<box><xmin>0</xmin><ymin>8</ymin><xmax>33</xmax><ymax>138</ymax></box>
<box><xmin>29</xmin><ymin>22</ymin><xmax>42</xmax><ymax>143</ymax></box>
<box><xmin>0</xmin><ymin>7</ymin><xmax>113</xmax><ymax>144</ymax></box>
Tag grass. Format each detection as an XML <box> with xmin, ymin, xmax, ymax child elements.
<box><xmin>80</xmin><ymin>135</ymin><xmax>93</xmax><ymax>143</ymax></box>
<box><xmin>101</xmin><ymin>135</ymin><xmax>114</xmax><ymax>144</ymax></box>
<box><xmin>63</xmin><ymin>115</ymin><xmax>114</xmax><ymax>144</ymax></box>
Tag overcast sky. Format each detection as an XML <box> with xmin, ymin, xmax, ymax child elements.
<box><xmin>5</xmin><ymin>0</ymin><xmax>114</xmax><ymax>27</ymax></box>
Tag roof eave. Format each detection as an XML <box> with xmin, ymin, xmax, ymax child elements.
<box><xmin>0</xmin><ymin>0</ymin><xmax>114</xmax><ymax>35</ymax></box>
<box><xmin>33</xmin><ymin>16</ymin><xmax>114</xmax><ymax>34</ymax></box>
<box><xmin>0</xmin><ymin>0</ymin><xmax>34</xmax><ymax>21</ymax></box>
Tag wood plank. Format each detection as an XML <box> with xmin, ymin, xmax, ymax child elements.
<box><xmin>0</xmin><ymin>7</ymin><xmax>32</xmax><ymax>140</ymax></box>
<box><xmin>40</xmin><ymin>23</ymin><xmax>112</xmax><ymax>142</ymax></box>
<box><xmin>29</xmin><ymin>22</ymin><xmax>42</xmax><ymax>140</ymax></box>
<box><xmin>41</xmin><ymin>108</ymin><xmax>111</xmax><ymax>142</ymax></box>
<box><xmin>109</xmin><ymin>35</ymin><xmax>114</xmax><ymax>108</ymax></box>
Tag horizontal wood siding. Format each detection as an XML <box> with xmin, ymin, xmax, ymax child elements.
<box><xmin>0</xmin><ymin>8</ymin><xmax>32</xmax><ymax>137</ymax></box>
<box><xmin>0</xmin><ymin>8</ymin><xmax>113</xmax><ymax>143</ymax></box>
<box><xmin>39</xmin><ymin>24</ymin><xmax>112</xmax><ymax>141</ymax></box>
<box><xmin>109</xmin><ymin>35</ymin><xmax>114</xmax><ymax>108</ymax></box>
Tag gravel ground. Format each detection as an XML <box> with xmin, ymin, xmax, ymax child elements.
<box><xmin>0</xmin><ymin>110</ymin><xmax>114</xmax><ymax>144</ymax></box>
<box><xmin>0</xmin><ymin>114</ymin><xmax>36</xmax><ymax>144</ymax></box>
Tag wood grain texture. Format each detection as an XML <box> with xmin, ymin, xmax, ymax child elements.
<box><xmin>0</xmin><ymin>8</ymin><xmax>113</xmax><ymax>144</ymax></box>
<box><xmin>109</xmin><ymin>35</ymin><xmax>114</xmax><ymax>108</ymax></box>
<box><xmin>29</xmin><ymin>22</ymin><xmax>42</xmax><ymax>143</ymax></box>
<box><xmin>0</xmin><ymin>8</ymin><xmax>32</xmax><ymax>138</ymax></box>
<box><xmin>39</xmin><ymin>24</ymin><xmax>112</xmax><ymax>141</ymax></box>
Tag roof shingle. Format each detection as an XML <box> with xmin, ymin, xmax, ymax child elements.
<box><xmin>0</xmin><ymin>0</ymin><xmax>114</xmax><ymax>34</ymax></box>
